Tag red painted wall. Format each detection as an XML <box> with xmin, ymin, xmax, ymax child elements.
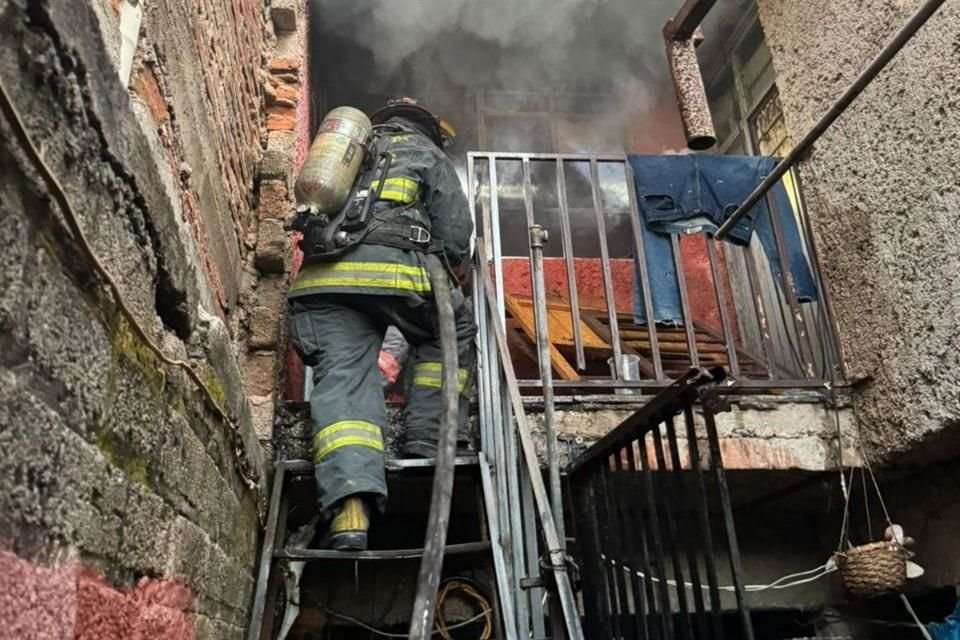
<box><xmin>0</xmin><ymin>549</ymin><xmax>193</xmax><ymax>640</ymax></box>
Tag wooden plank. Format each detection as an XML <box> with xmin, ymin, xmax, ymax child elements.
<box><xmin>508</xmin><ymin>296</ymin><xmax>608</xmax><ymax>350</ymax></box>
<box><xmin>624</xmin><ymin>340</ymin><xmax>729</xmax><ymax>355</ymax></box>
<box><xmin>581</xmin><ymin>313</ymin><xmax>657</xmax><ymax>378</ymax></box>
<box><xmin>504</xmin><ymin>294</ymin><xmax>581</xmax><ymax>382</ymax></box>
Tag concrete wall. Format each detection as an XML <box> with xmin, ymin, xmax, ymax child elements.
<box><xmin>0</xmin><ymin>0</ymin><xmax>304</xmax><ymax>636</ymax></box>
<box><xmin>755</xmin><ymin>0</ymin><xmax>960</xmax><ymax>461</ymax></box>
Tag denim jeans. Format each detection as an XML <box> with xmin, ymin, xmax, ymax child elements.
<box><xmin>628</xmin><ymin>155</ymin><xmax>818</xmax><ymax>325</ymax></box>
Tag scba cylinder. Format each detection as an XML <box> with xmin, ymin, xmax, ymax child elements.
<box><xmin>295</xmin><ymin>106</ymin><xmax>373</xmax><ymax>214</ymax></box>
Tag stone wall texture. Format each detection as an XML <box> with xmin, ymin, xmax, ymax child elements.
<box><xmin>0</xmin><ymin>0</ymin><xmax>301</xmax><ymax>636</ymax></box>
<box><xmin>756</xmin><ymin>0</ymin><xmax>960</xmax><ymax>460</ymax></box>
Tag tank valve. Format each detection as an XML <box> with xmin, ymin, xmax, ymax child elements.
<box><xmin>334</xmin><ymin>231</ymin><xmax>351</xmax><ymax>247</ymax></box>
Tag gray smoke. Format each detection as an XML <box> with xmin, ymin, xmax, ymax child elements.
<box><xmin>310</xmin><ymin>0</ymin><xmax>751</xmax><ymax>152</ymax></box>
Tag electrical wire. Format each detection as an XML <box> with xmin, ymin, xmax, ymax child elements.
<box><xmin>0</xmin><ymin>72</ymin><xmax>263</xmax><ymax>510</ymax></box>
<box><xmin>435</xmin><ymin>579</ymin><xmax>493</xmax><ymax>640</ymax></box>
<box><xmin>600</xmin><ymin>554</ymin><xmax>836</xmax><ymax>593</ymax></box>
<box><xmin>321</xmin><ymin>606</ymin><xmax>493</xmax><ymax>639</ymax></box>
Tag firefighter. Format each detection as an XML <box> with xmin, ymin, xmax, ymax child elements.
<box><xmin>287</xmin><ymin>98</ymin><xmax>475</xmax><ymax>551</ymax></box>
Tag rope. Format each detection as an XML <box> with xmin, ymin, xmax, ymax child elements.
<box><xmin>900</xmin><ymin>594</ymin><xmax>935</xmax><ymax>640</ymax></box>
<box><xmin>0</xmin><ymin>71</ymin><xmax>264</xmax><ymax>514</ymax></box>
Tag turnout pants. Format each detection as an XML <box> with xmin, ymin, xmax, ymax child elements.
<box><xmin>289</xmin><ymin>293</ymin><xmax>476</xmax><ymax>515</ymax></box>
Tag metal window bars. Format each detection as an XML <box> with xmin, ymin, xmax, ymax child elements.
<box><xmin>568</xmin><ymin>367</ymin><xmax>755</xmax><ymax>640</ymax></box>
<box><xmin>468</xmin><ymin>151</ymin><xmax>841</xmax><ymax>395</ymax></box>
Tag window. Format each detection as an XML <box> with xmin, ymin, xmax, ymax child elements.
<box><xmin>704</xmin><ymin>13</ymin><xmax>791</xmax><ymax>157</ymax></box>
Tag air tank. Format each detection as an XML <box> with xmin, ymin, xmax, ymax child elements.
<box><xmin>295</xmin><ymin>106</ymin><xmax>373</xmax><ymax>214</ymax></box>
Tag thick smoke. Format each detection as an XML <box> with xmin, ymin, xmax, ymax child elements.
<box><xmin>314</xmin><ymin>0</ymin><xmax>676</xmax><ymax>92</ymax></box>
<box><xmin>310</xmin><ymin>0</ymin><xmax>751</xmax><ymax>154</ymax></box>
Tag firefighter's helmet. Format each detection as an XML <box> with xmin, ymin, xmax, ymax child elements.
<box><xmin>371</xmin><ymin>97</ymin><xmax>456</xmax><ymax>150</ymax></box>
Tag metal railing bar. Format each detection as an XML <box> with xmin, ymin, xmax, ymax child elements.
<box><xmin>612</xmin><ymin>445</ymin><xmax>652</xmax><ymax>640</ymax></box>
<box><xmin>682</xmin><ymin>405</ymin><xmax>726</xmax><ymax>640</ymax></box>
<box><xmin>789</xmin><ymin>167</ymin><xmax>845</xmax><ymax>378</ymax></box>
<box><xmin>589</xmin><ymin>159</ymin><xmax>625</xmax><ymax>378</ymax></box>
<box><xmin>489</xmin><ymin>160</ymin><xmax>506</xmax><ymax>320</ymax></box>
<box><xmin>568</xmin><ymin>368</ymin><xmax>719</xmax><ymax>476</ymax></box>
<box><xmin>665</xmin><ymin>416</ymin><xmax>711</xmax><ymax>640</ymax></box>
<box><xmin>650</xmin><ymin>426</ymin><xmax>695</xmax><ymax>640</ymax></box>
<box><xmin>599</xmin><ymin>460</ymin><xmax>630</xmax><ymax>638</ymax></box>
<box><xmin>738</xmin><ymin>244</ymin><xmax>777</xmax><ymax>379</ymax></box>
<box><xmin>705</xmin><ymin>238</ymin><xmax>741</xmax><ymax>378</ymax></box>
<box><xmin>625</xmin><ymin>162</ymin><xmax>665</xmax><ymax>381</ymax></box>
<box><xmin>469</xmin><ymin>151</ymin><xmax>629</xmax><ymax>162</ymax></box>
<box><xmin>625</xmin><ymin>441</ymin><xmax>665</xmax><ymax>639</ymax></box>
<box><xmin>555</xmin><ymin>158</ymin><xmax>587</xmax><ymax>370</ymax></box>
<box><xmin>670</xmin><ymin>234</ymin><xmax>701</xmax><ymax>369</ymax></box>
<box><xmin>638</xmin><ymin>431</ymin><xmax>677</xmax><ymax>639</ymax></box>
<box><xmin>703</xmin><ymin>409</ymin><xmax>755</xmax><ymax>640</ymax></box>
<box><xmin>764</xmin><ymin>192</ymin><xmax>816</xmax><ymax>378</ymax></box>
<box><xmin>574</xmin><ymin>480</ymin><xmax>613</xmax><ymax>637</ymax></box>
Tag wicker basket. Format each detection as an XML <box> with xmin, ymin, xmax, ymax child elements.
<box><xmin>835</xmin><ymin>541</ymin><xmax>907</xmax><ymax>598</ymax></box>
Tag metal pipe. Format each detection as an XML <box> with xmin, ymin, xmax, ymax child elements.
<box><xmin>529</xmin><ymin>224</ymin><xmax>566</xmax><ymax>547</ymax></box>
<box><xmin>247</xmin><ymin>462</ymin><xmax>288</xmax><ymax>640</ymax></box>
<box><xmin>663</xmin><ymin>0</ymin><xmax>718</xmax><ymax>40</ymax></box>
<box><xmin>477</xmin><ymin>238</ymin><xmax>585</xmax><ymax>640</ymax></box>
<box><xmin>666</xmin><ymin>30</ymin><xmax>717</xmax><ymax>151</ymax></box>
<box><xmin>715</xmin><ymin>0</ymin><xmax>949</xmax><ymax>240</ymax></box>
<box><xmin>479</xmin><ymin>458</ymin><xmax>520</xmax><ymax>639</ymax></box>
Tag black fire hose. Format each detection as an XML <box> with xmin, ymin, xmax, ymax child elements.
<box><xmin>408</xmin><ymin>253</ymin><xmax>460</xmax><ymax>640</ymax></box>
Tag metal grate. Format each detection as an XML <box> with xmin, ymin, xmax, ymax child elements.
<box><xmin>467</xmin><ymin>151</ymin><xmax>841</xmax><ymax>393</ymax></box>
<box><xmin>568</xmin><ymin>368</ymin><xmax>755</xmax><ymax>639</ymax></box>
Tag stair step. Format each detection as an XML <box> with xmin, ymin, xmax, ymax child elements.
<box><xmin>281</xmin><ymin>456</ymin><xmax>480</xmax><ymax>475</ymax></box>
<box><xmin>385</xmin><ymin>455</ymin><xmax>479</xmax><ymax>471</ymax></box>
<box><xmin>274</xmin><ymin>540</ymin><xmax>491</xmax><ymax>561</ymax></box>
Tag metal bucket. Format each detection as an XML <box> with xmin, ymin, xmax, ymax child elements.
<box><xmin>608</xmin><ymin>354</ymin><xmax>642</xmax><ymax>395</ymax></box>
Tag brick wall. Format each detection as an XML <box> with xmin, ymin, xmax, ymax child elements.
<box><xmin>0</xmin><ymin>0</ymin><xmax>305</xmax><ymax>636</ymax></box>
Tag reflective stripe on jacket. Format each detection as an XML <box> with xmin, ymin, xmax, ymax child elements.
<box><xmin>290</xmin><ymin>245</ymin><xmax>432</xmax><ymax>298</ymax></box>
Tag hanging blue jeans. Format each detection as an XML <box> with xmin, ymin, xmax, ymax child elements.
<box><xmin>628</xmin><ymin>154</ymin><xmax>818</xmax><ymax>325</ymax></box>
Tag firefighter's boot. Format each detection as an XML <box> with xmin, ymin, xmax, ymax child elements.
<box><xmin>327</xmin><ymin>496</ymin><xmax>370</xmax><ymax>551</ymax></box>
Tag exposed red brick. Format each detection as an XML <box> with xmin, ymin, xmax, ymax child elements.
<box><xmin>108</xmin><ymin>0</ymin><xmax>122</xmax><ymax>17</ymax></box>
<box><xmin>0</xmin><ymin>550</ymin><xmax>194</xmax><ymax>640</ymax></box>
<box><xmin>267</xmin><ymin>113</ymin><xmax>296</xmax><ymax>131</ymax></box>
<box><xmin>269</xmin><ymin>58</ymin><xmax>299</xmax><ymax>74</ymax></box>
<box><xmin>133</xmin><ymin>65</ymin><xmax>169</xmax><ymax>124</ymax></box>
<box><xmin>275</xmin><ymin>83</ymin><xmax>298</xmax><ymax>102</ymax></box>
<box><xmin>267</xmin><ymin>105</ymin><xmax>297</xmax><ymax>131</ymax></box>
